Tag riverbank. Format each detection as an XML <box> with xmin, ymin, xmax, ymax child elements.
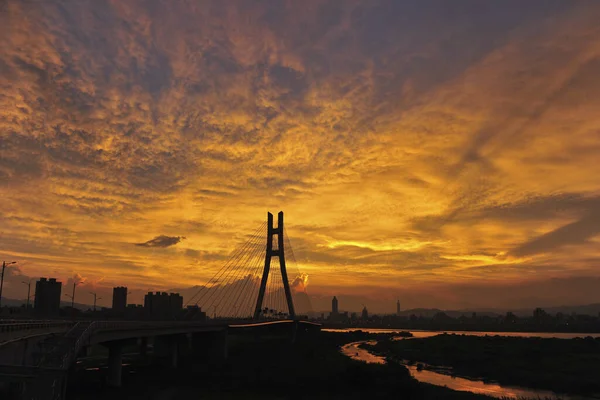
<box><xmin>68</xmin><ymin>331</ymin><xmax>499</xmax><ymax>400</ymax></box>
<box><xmin>363</xmin><ymin>334</ymin><xmax>600</xmax><ymax>398</ymax></box>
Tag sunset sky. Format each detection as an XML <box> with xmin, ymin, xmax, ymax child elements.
<box><xmin>1</xmin><ymin>0</ymin><xmax>600</xmax><ymax>312</ymax></box>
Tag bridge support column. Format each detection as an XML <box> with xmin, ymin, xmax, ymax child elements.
<box><xmin>82</xmin><ymin>345</ymin><xmax>92</xmax><ymax>357</ymax></box>
<box><xmin>178</xmin><ymin>334</ymin><xmax>190</xmax><ymax>359</ymax></box>
<box><xmin>139</xmin><ymin>337</ymin><xmax>148</xmax><ymax>361</ymax></box>
<box><xmin>107</xmin><ymin>342</ymin><xmax>123</xmax><ymax>387</ymax></box>
<box><xmin>191</xmin><ymin>330</ymin><xmax>228</xmax><ymax>362</ymax></box>
<box><xmin>154</xmin><ymin>335</ymin><xmax>181</xmax><ymax>368</ymax></box>
<box><xmin>291</xmin><ymin>320</ymin><xmax>298</xmax><ymax>344</ymax></box>
<box><xmin>20</xmin><ymin>339</ymin><xmax>29</xmax><ymax>365</ymax></box>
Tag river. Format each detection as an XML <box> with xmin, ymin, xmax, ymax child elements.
<box><xmin>325</xmin><ymin>328</ymin><xmax>600</xmax><ymax>339</ymax></box>
<box><xmin>338</xmin><ymin>332</ymin><xmax>600</xmax><ymax>400</ymax></box>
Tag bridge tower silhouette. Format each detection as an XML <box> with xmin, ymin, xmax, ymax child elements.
<box><xmin>254</xmin><ymin>211</ymin><xmax>295</xmax><ymax>319</ymax></box>
<box><xmin>185</xmin><ymin>211</ymin><xmax>310</xmax><ymax>320</ymax></box>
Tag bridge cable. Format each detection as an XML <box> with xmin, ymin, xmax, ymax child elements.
<box><xmin>184</xmin><ymin>229</ymin><xmax>256</xmax><ymax>308</ymax></box>
<box><xmin>205</xmin><ymin>222</ymin><xmax>267</xmax><ymax>317</ymax></box>
<box><xmin>285</xmin><ymin>226</ymin><xmax>314</xmax><ymax>314</ymax></box>
<box><xmin>200</xmin><ymin>222</ymin><xmax>266</xmax><ymax>317</ymax></box>
<box><xmin>211</xmin><ymin>236</ymin><xmax>262</xmax><ymax>317</ymax></box>
<box><xmin>236</xmin><ymin>254</ymin><xmax>264</xmax><ymax>318</ymax></box>
<box><xmin>228</xmin><ymin>239</ymin><xmax>267</xmax><ymax>318</ymax></box>
<box><xmin>216</xmin><ymin>235</ymin><xmax>266</xmax><ymax>317</ymax></box>
<box><xmin>275</xmin><ymin>263</ymin><xmax>284</xmax><ymax>316</ymax></box>
<box><xmin>239</xmin><ymin>248</ymin><xmax>270</xmax><ymax>318</ymax></box>
<box><xmin>187</xmin><ymin>221</ymin><xmax>266</xmax><ymax>313</ymax></box>
<box><xmin>218</xmin><ymin>231</ymin><xmax>267</xmax><ymax>317</ymax></box>
<box><xmin>268</xmin><ymin>261</ymin><xmax>277</xmax><ymax>316</ymax></box>
<box><xmin>189</xmin><ymin>220</ymin><xmax>266</xmax><ymax>307</ymax></box>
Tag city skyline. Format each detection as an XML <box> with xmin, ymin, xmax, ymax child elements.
<box><xmin>2</xmin><ymin>1</ymin><xmax>600</xmax><ymax>310</ymax></box>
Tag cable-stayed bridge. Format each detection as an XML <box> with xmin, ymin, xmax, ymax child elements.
<box><xmin>185</xmin><ymin>211</ymin><xmax>311</xmax><ymax>319</ymax></box>
<box><xmin>0</xmin><ymin>211</ymin><xmax>320</xmax><ymax>400</ymax></box>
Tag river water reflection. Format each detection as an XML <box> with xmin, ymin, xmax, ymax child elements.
<box><xmin>325</xmin><ymin>328</ymin><xmax>600</xmax><ymax>339</ymax></box>
<box><xmin>339</xmin><ymin>337</ymin><xmax>599</xmax><ymax>400</ymax></box>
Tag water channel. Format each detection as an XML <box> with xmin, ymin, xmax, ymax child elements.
<box><xmin>334</xmin><ymin>330</ymin><xmax>600</xmax><ymax>400</ymax></box>
<box><xmin>325</xmin><ymin>328</ymin><xmax>600</xmax><ymax>339</ymax></box>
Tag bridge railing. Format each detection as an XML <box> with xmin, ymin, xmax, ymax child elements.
<box><xmin>0</xmin><ymin>321</ymin><xmax>74</xmax><ymax>345</ymax></box>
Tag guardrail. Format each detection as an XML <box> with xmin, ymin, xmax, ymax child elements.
<box><xmin>0</xmin><ymin>322</ymin><xmax>74</xmax><ymax>345</ymax></box>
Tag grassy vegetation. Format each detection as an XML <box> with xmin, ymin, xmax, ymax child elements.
<box><xmin>365</xmin><ymin>334</ymin><xmax>600</xmax><ymax>397</ymax></box>
<box><xmin>68</xmin><ymin>330</ymin><xmax>499</xmax><ymax>400</ymax></box>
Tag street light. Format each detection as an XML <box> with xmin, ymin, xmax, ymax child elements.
<box><xmin>0</xmin><ymin>261</ymin><xmax>17</xmax><ymax>309</ymax></box>
<box><xmin>65</xmin><ymin>281</ymin><xmax>81</xmax><ymax>310</ymax></box>
<box><xmin>21</xmin><ymin>279</ymin><xmax>34</xmax><ymax>310</ymax></box>
<box><xmin>89</xmin><ymin>291</ymin><xmax>102</xmax><ymax>312</ymax></box>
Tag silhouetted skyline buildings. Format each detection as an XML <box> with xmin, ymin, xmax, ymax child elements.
<box><xmin>327</xmin><ymin>296</ymin><xmax>403</xmax><ymax>321</ymax></box>
<box><xmin>34</xmin><ymin>277</ymin><xmax>61</xmax><ymax>317</ymax></box>
<box><xmin>144</xmin><ymin>291</ymin><xmax>183</xmax><ymax>319</ymax></box>
<box><xmin>5</xmin><ymin>275</ymin><xmax>598</xmax><ymax>325</ymax></box>
<box><xmin>14</xmin><ymin>277</ymin><xmax>187</xmax><ymax>320</ymax></box>
<box><xmin>112</xmin><ymin>286</ymin><xmax>128</xmax><ymax>312</ymax></box>
<box><xmin>332</xmin><ymin>296</ymin><xmax>338</xmax><ymax>316</ymax></box>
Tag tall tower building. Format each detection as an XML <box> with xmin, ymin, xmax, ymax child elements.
<box><xmin>397</xmin><ymin>299</ymin><xmax>401</xmax><ymax>316</ymax></box>
<box><xmin>112</xmin><ymin>287</ymin><xmax>128</xmax><ymax>312</ymax></box>
<box><xmin>361</xmin><ymin>305</ymin><xmax>369</xmax><ymax>320</ymax></box>
<box><xmin>332</xmin><ymin>296</ymin><xmax>339</xmax><ymax>316</ymax></box>
<box><xmin>34</xmin><ymin>278</ymin><xmax>62</xmax><ymax>317</ymax></box>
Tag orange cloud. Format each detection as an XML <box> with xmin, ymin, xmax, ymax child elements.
<box><xmin>1</xmin><ymin>1</ymin><xmax>600</xmax><ymax>309</ymax></box>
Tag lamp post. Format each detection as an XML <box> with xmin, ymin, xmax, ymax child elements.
<box><xmin>89</xmin><ymin>291</ymin><xmax>102</xmax><ymax>312</ymax></box>
<box><xmin>0</xmin><ymin>261</ymin><xmax>17</xmax><ymax>309</ymax></box>
<box><xmin>64</xmin><ymin>281</ymin><xmax>81</xmax><ymax>316</ymax></box>
<box><xmin>21</xmin><ymin>279</ymin><xmax>33</xmax><ymax>310</ymax></box>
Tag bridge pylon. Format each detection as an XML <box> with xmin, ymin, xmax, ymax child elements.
<box><xmin>253</xmin><ymin>211</ymin><xmax>295</xmax><ymax>320</ymax></box>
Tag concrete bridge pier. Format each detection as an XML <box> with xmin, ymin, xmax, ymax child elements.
<box><xmin>291</xmin><ymin>320</ymin><xmax>298</xmax><ymax>344</ymax></box>
<box><xmin>0</xmin><ymin>381</ymin><xmax>24</xmax><ymax>400</ymax></box>
<box><xmin>153</xmin><ymin>335</ymin><xmax>186</xmax><ymax>368</ymax></box>
<box><xmin>177</xmin><ymin>334</ymin><xmax>190</xmax><ymax>360</ymax></box>
<box><xmin>81</xmin><ymin>345</ymin><xmax>92</xmax><ymax>357</ymax></box>
<box><xmin>106</xmin><ymin>342</ymin><xmax>123</xmax><ymax>388</ymax></box>
<box><xmin>139</xmin><ymin>337</ymin><xmax>148</xmax><ymax>361</ymax></box>
<box><xmin>191</xmin><ymin>330</ymin><xmax>228</xmax><ymax>363</ymax></box>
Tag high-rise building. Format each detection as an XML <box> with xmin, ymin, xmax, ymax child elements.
<box><xmin>112</xmin><ymin>287</ymin><xmax>128</xmax><ymax>312</ymax></box>
<box><xmin>34</xmin><ymin>278</ymin><xmax>62</xmax><ymax>317</ymax></box>
<box><xmin>332</xmin><ymin>296</ymin><xmax>339</xmax><ymax>316</ymax></box>
<box><xmin>361</xmin><ymin>305</ymin><xmax>369</xmax><ymax>320</ymax></box>
<box><xmin>144</xmin><ymin>292</ymin><xmax>183</xmax><ymax>319</ymax></box>
<box><xmin>185</xmin><ymin>305</ymin><xmax>207</xmax><ymax>321</ymax></box>
<box><xmin>169</xmin><ymin>293</ymin><xmax>183</xmax><ymax>314</ymax></box>
<box><xmin>396</xmin><ymin>299</ymin><xmax>401</xmax><ymax>316</ymax></box>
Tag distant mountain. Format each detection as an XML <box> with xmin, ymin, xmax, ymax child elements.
<box><xmin>293</xmin><ymin>292</ymin><xmax>313</xmax><ymax>314</ymax></box>
<box><xmin>313</xmin><ymin>303</ymin><xmax>600</xmax><ymax>318</ymax></box>
<box><xmin>451</xmin><ymin>304</ymin><xmax>600</xmax><ymax>317</ymax></box>
<box><xmin>59</xmin><ymin>300</ymin><xmax>96</xmax><ymax>310</ymax></box>
<box><xmin>398</xmin><ymin>308</ymin><xmax>445</xmax><ymax>318</ymax></box>
<box><xmin>545</xmin><ymin>303</ymin><xmax>600</xmax><ymax>316</ymax></box>
<box><xmin>0</xmin><ymin>298</ymin><xmax>27</xmax><ymax>307</ymax></box>
<box><xmin>397</xmin><ymin>308</ymin><xmax>501</xmax><ymax>318</ymax></box>
<box><xmin>0</xmin><ymin>297</ymin><xmax>94</xmax><ymax>311</ymax></box>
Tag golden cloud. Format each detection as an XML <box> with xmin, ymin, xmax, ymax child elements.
<box><xmin>1</xmin><ymin>1</ymin><xmax>600</xmax><ymax>308</ymax></box>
